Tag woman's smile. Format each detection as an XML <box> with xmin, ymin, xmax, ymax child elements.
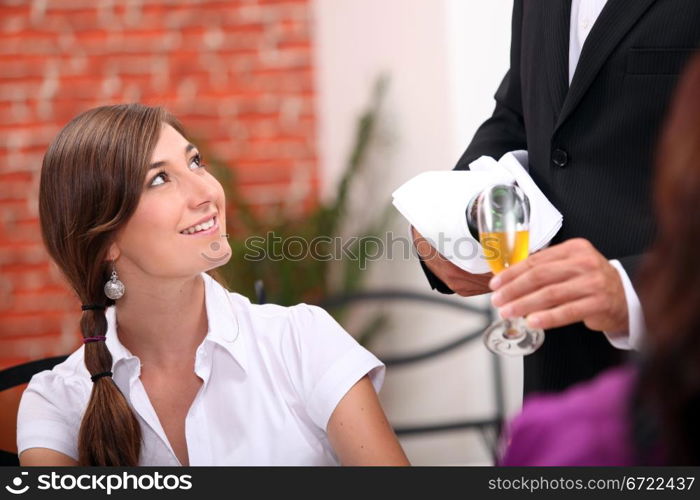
<box><xmin>179</xmin><ymin>215</ymin><xmax>219</xmax><ymax>236</ymax></box>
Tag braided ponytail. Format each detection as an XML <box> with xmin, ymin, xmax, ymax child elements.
<box><xmin>76</xmin><ymin>269</ymin><xmax>141</xmax><ymax>465</ymax></box>
<box><xmin>39</xmin><ymin>104</ymin><xmax>183</xmax><ymax>465</ymax></box>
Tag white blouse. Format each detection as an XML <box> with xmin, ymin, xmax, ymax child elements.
<box><xmin>16</xmin><ymin>272</ymin><xmax>384</xmax><ymax>465</ymax></box>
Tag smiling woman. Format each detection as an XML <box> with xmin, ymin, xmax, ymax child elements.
<box><xmin>106</xmin><ymin>121</ymin><xmax>233</xmax><ymax>281</ymax></box>
<box><xmin>16</xmin><ymin>103</ymin><xmax>409</xmax><ymax>467</ymax></box>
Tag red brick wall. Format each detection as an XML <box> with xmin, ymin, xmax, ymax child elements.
<box><xmin>0</xmin><ymin>0</ymin><xmax>318</xmax><ymax>448</ymax></box>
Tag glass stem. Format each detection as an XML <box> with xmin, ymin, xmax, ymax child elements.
<box><xmin>503</xmin><ymin>317</ymin><xmax>526</xmax><ymax>340</ymax></box>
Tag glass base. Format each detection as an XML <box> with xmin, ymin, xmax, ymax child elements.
<box><xmin>483</xmin><ymin>317</ymin><xmax>544</xmax><ymax>356</ymax></box>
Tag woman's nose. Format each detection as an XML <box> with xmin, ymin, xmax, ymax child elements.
<box><xmin>185</xmin><ymin>174</ymin><xmax>218</xmax><ymax>207</ymax></box>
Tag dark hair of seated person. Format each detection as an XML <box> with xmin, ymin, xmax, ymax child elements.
<box><xmin>633</xmin><ymin>53</ymin><xmax>700</xmax><ymax>465</ymax></box>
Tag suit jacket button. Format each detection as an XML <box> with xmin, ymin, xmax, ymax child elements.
<box><xmin>552</xmin><ymin>148</ymin><xmax>568</xmax><ymax>168</ymax></box>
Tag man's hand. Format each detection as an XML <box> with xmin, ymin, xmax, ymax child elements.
<box><xmin>411</xmin><ymin>226</ymin><xmax>492</xmax><ymax>296</ymax></box>
<box><xmin>489</xmin><ymin>238</ymin><xmax>628</xmax><ymax>333</ymax></box>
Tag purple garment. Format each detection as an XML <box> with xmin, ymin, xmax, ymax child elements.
<box><xmin>500</xmin><ymin>366</ymin><xmax>639</xmax><ymax>466</ymax></box>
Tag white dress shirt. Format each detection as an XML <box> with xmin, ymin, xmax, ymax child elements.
<box><xmin>570</xmin><ymin>0</ymin><xmax>646</xmax><ymax>350</ymax></box>
<box><xmin>569</xmin><ymin>0</ymin><xmax>609</xmax><ymax>83</ymax></box>
<box><xmin>17</xmin><ymin>272</ymin><xmax>384</xmax><ymax>465</ymax></box>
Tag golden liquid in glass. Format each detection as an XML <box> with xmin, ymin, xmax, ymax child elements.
<box><xmin>479</xmin><ymin>230</ymin><xmax>529</xmax><ymax>274</ymax></box>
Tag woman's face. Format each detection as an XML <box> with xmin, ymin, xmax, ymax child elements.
<box><xmin>109</xmin><ymin>123</ymin><xmax>231</xmax><ymax>279</ymax></box>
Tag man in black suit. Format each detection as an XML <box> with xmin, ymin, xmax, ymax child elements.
<box><xmin>413</xmin><ymin>0</ymin><xmax>700</xmax><ymax>393</ymax></box>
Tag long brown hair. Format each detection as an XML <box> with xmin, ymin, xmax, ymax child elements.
<box><xmin>637</xmin><ymin>54</ymin><xmax>700</xmax><ymax>464</ymax></box>
<box><xmin>39</xmin><ymin>104</ymin><xmax>187</xmax><ymax>465</ymax></box>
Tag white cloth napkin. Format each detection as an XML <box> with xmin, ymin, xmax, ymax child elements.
<box><xmin>391</xmin><ymin>150</ymin><xmax>563</xmax><ymax>274</ymax></box>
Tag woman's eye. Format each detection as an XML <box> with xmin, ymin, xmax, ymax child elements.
<box><xmin>189</xmin><ymin>154</ymin><xmax>205</xmax><ymax>170</ymax></box>
<box><xmin>150</xmin><ymin>171</ymin><xmax>167</xmax><ymax>187</ymax></box>
<box><xmin>149</xmin><ymin>154</ymin><xmax>204</xmax><ymax>188</ymax></box>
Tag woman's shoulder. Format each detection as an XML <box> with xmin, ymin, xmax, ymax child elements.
<box><xmin>226</xmin><ymin>291</ymin><xmax>336</xmax><ymax>337</ymax></box>
<box><xmin>23</xmin><ymin>346</ymin><xmax>91</xmax><ymax>400</ymax></box>
<box><xmin>500</xmin><ymin>365</ymin><xmax>638</xmax><ymax>466</ymax></box>
<box><xmin>225</xmin><ymin>291</ymin><xmax>367</xmax><ymax>368</ymax></box>
<box><xmin>206</xmin><ymin>272</ymin><xmax>325</xmax><ymax>326</ymax></box>
<box><xmin>17</xmin><ymin>347</ymin><xmax>89</xmax><ymax>462</ymax></box>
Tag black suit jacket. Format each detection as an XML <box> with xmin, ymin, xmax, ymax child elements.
<box><xmin>422</xmin><ymin>0</ymin><xmax>700</xmax><ymax>393</ymax></box>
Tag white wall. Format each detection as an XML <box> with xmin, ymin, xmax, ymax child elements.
<box><xmin>312</xmin><ymin>0</ymin><xmax>520</xmax><ymax>465</ymax></box>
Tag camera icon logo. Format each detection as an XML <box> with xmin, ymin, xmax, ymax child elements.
<box><xmin>5</xmin><ymin>471</ymin><xmax>29</xmax><ymax>495</ymax></box>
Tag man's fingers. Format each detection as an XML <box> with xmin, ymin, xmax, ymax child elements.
<box><xmin>450</xmin><ymin>271</ymin><xmax>493</xmax><ymax>296</ymax></box>
<box><xmin>443</xmin><ymin>262</ymin><xmax>492</xmax><ymax>296</ymax></box>
<box><xmin>414</xmin><ymin>235</ymin><xmax>440</xmax><ymax>261</ymax></box>
<box><xmin>499</xmin><ymin>275</ymin><xmax>592</xmax><ymax>319</ymax></box>
<box><xmin>491</xmin><ymin>260</ymin><xmax>580</xmax><ymax>307</ymax></box>
<box><xmin>418</xmin><ymin>240</ymin><xmax>494</xmax><ymax>297</ymax></box>
<box><xmin>490</xmin><ymin>238</ymin><xmax>592</xmax><ymax>289</ymax></box>
<box><xmin>526</xmin><ymin>296</ymin><xmax>600</xmax><ymax>330</ymax></box>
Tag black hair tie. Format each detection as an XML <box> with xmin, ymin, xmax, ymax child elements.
<box><xmin>82</xmin><ymin>304</ymin><xmax>106</xmax><ymax>311</ymax></box>
<box><xmin>91</xmin><ymin>371</ymin><xmax>113</xmax><ymax>383</ymax></box>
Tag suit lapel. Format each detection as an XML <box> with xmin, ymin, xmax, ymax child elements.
<box><xmin>554</xmin><ymin>0</ymin><xmax>658</xmax><ymax>132</ymax></box>
<box><xmin>542</xmin><ymin>0</ymin><xmax>571</xmax><ymax>117</ymax></box>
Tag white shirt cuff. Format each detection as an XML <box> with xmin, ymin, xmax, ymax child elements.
<box><xmin>603</xmin><ymin>259</ymin><xmax>645</xmax><ymax>351</ymax></box>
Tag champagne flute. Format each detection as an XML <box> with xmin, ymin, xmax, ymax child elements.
<box><xmin>477</xmin><ymin>184</ymin><xmax>544</xmax><ymax>356</ymax></box>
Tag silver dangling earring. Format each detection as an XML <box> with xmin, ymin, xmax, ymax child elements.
<box><xmin>104</xmin><ymin>263</ymin><xmax>125</xmax><ymax>300</ymax></box>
